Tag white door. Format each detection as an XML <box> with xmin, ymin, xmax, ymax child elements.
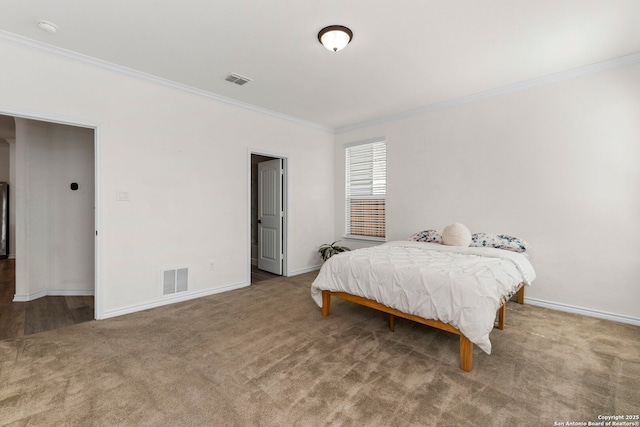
<box><xmin>257</xmin><ymin>158</ymin><xmax>283</xmax><ymax>275</ymax></box>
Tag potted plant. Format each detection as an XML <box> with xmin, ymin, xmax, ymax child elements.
<box><xmin>318</xmin><ymin>241</ymin><xmax>351</xmax><ymax>261</ymax></box>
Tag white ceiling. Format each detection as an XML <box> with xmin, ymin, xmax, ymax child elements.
<box><xmin>1</xmin><ymin>0</ymin><xmax>639</xmax><ymax>131</ymax></box>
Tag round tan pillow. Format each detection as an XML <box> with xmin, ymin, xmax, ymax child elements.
<box><xmin>442</xmin><ymin>223</ymin><xmax>472</xmax><ymax>247</ymax></box>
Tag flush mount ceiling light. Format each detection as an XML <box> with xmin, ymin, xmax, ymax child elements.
<box><xmin>37</xmin><ymin>20</ymin><xmax>58</xmax><ymax>34</ymax></box>
<box><xmin>318</xmin><ymin>25</ymin><xmax>353</xmax><ymax>52</ymax></box>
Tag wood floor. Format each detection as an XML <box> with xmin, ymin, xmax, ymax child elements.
<box><xmin>0</xmin><ymin>258</ymin><xmax>94</xmax><ymax>340</ymax></box>
<box><xmin>251</xmin><ymin>265</ymin><xmax>280</xmax><ymax>283</ymax></box>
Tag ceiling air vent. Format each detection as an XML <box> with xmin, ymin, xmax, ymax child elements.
<box><xmin>225</xmin><ymin>73</ymin><xmax>252</xmax><ymax>86</ymax></box>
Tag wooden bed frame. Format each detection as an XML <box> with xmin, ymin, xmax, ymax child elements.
<box><xmin>320</xmin><ymin>284</ymin><xmax>525</xmax><ymax>372</ymax></box>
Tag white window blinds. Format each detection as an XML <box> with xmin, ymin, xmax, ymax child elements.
<box><xmin>345</xmin><ymin>140</ymin><xmax>386</xmax><ymax>240</ymax></box>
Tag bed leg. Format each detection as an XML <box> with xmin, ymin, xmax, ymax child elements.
<box><xmin>497</xmin><ymin>303</ymin><xmax>506</xmax><ymax>330</ymax></box>
<box><xmin>389</xmin><ymin>314</ymin><xmax>395</xmax><ymax>332</ymax></box>
<box><xmin>321</xmin><ymin>291</ymin><xmax>331</xmax><ymax>317</ymax></box>
<box><xmin>460</xmin><ymin>335</ymin><xmax>473</xmax><ymax>372</ymax></box>
<box><xmin>517</xmin><ymin>286</ymin><xmax>525</xmax><ymax>305</ymax></box>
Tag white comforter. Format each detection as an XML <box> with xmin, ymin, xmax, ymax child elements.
<box><xmin>311</xmin><ymin>241</ymin><xmax>536</xmax><ymax>354</ymax></box>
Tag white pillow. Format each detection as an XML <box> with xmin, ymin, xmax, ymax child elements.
<box><xmin>442</xmin><ymin>223</ymin><xmax>472</xmax><ymax>247</ymax></box>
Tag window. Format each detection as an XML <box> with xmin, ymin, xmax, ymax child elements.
<box><xmin>345</xmin><ymin>139</ymin><xmax>386</xmax><ymax>240</ymax></box>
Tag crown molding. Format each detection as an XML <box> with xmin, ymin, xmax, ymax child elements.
<box><xmin>335</xmin><ymin>51</ymin><xmax>640</xmax><ymax>134</ymax></box>
<box><xmin>0</xmin><ymin>30</ymin><xmax>334</xmax><ymax>134</ymax></box>
<box><xmin>2</xmin><ymin>29</ymin><xmax>638</xmax><ymax>137</ymax></box>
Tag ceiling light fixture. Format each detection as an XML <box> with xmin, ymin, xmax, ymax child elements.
<box><xmin>318</xmin><ymin>25</ymin><xmax>353</xmax><ymax>52</ymax></box>
<box><xmin>37</xmin><ymin>20</ymin><xmax>58</xmax><ymax>34</ymax></box>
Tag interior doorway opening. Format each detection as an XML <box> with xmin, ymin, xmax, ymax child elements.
<box><xmin>250</xmin><ymin>152</ymin><xmax>287</xmax><ymax>284</ymax></box>
<box><xmin>0</xmin><ymin>111</ymin><xmax>98</xmax><ymax>336</ymax></box>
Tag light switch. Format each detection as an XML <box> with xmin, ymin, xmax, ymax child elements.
<box><xmin>116</xmin><ymin>190</ymin><xmax>130</xmax><ymax>201</ymax></box>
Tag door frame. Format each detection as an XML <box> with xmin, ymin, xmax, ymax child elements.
<box><xmin>248</xmin><ymin>149</ymin><xmax>288</xmax><ymax>282</ymax></box>
<box><xmin>0</xmin><ymin>107</ymin><xmax>102</xmax><ymax>319</ymax></box>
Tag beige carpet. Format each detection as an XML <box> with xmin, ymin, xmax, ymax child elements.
<box><xmin>1</xmin><ymin>272</ymin><xmax>638</xmax><ymax>426</ymax></box>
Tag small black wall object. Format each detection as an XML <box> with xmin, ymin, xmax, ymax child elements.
<box><xmin>70</xmin><ymin>183</ymin><xmax>79</xmax><ymax>191</ymax></box>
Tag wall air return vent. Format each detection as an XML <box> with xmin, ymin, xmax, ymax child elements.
<box><xmin>163</xmin><ymin>268</ymin><xmax>188</xmax><ymax>295</ymax></box>
<box><xmin>224</xmin><ymin>73</ymin><xmax>252</xmax><ymax>86</ymax></box>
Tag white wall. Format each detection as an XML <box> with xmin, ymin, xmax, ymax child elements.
<box><xmin>0</xmin><ymin>39</ymin><xmax>334</xmax><ymax>318</ymax></box>
<box><xmin>9</xmin><ymin>138</ymin><xmax>15</xmax><ymax>258</ymax></box>
<box><xmin>49</xmin><ymin>123</ymin><xmax>95</xmax><ymax>293</ymax></box>
<box><xmin>14</xmin><ymin>119</ymin><xmax>49</xmax><ymax>298</ymax></box>
<box><xmin>13</xmin><ymin>118</ymin><xmax>95</xmax><ymax>298</ymax></box>
<box><xmin>335</xmin><ymin>63</ymin><xmax>640</xmax><ymax>322</ymax></box>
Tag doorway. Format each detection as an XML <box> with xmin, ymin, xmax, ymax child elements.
<box><xmin>250</xmin><ymin>152</ymin><xmax>287</xmax><ymax>283</ymax></box>
<box><xmin>0</xmin><ymin>111</ymin><xmax>98</xmax><ymax>331</ymax></box>
<box><xmin>0</xmin><ymin>258</ymin><xmax>94</xmax><ymax>339</ymax></box>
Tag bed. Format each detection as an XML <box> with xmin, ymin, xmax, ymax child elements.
<box><xmin>311</xmin><ymin>241</ymin><xmax>536</xmax><ymax>371</ymax></box>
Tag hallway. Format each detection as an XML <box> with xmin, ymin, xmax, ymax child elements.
<box><xmin>251</xmin><ymin>264</ymin><xmax>280</xmax><ymax>284</ymax></box>
<box><xmin>0</xmin><ymin>259</ymin><xmax>94</xmax><ymax>340</ymax></box>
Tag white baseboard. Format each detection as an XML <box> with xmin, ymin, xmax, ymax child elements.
<box><xmin>288</xmin><ymin>265</ymin><xmax>322</xmax><ymax>276</ymax></box>
<box><xmin>8</xmin><ymin>254</ymin><xmax>15</xmax><ymax>259</ymax></box>
<box><xmin>13</xmin><ymin>289</ymin><xmax>46</xmax><ymax>302</ymax></box>
<box><xmin>100</xmin><ymin>281</ymin><xmax>250</xmax><ymax>320</ymax></box>
<box><xmin>13</xmin><ymin>288</ymin><xmax>94</xmax><ymax>302</ymax></box>
<box><xmin>48</xmin><ymin>289</ymin><xmax>95</xmax><ymax>297</ymax></box>
<box><xmin>525</xmin><ymin>297</ymin><xmax>640</xmax><ymax>327</ymax></box>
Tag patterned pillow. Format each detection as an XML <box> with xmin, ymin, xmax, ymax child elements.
<box><xmin>409</xmin><ymin>230</ymin><xmax>443</xmax><ymax>244</ymax></box>
<box><xmin>470</xmin><ymin>233</ymin><xmax>529</xmax><ymax>253</ymax></box>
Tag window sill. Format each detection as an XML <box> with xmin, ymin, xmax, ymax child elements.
<box><xmin>343</xmin><ymin>235</ymin><xmax>386</xmax><ymax>243</ymax></box>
